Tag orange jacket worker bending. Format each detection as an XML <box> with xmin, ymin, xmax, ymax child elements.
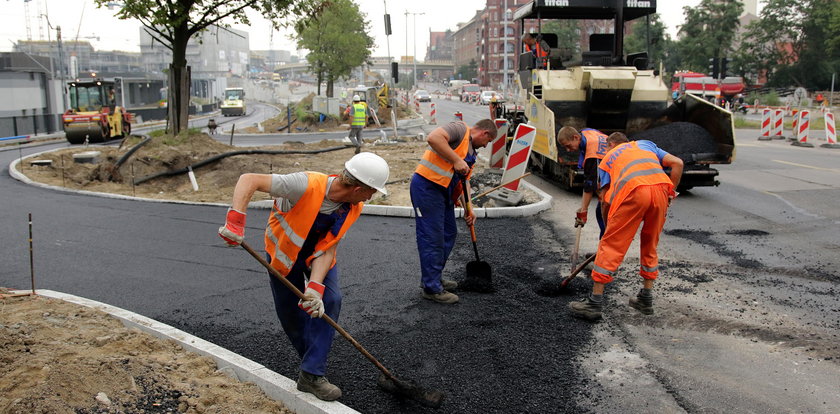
<box><xmin>569</xmin><ymin>133</ymin><xmax>684</xmax><ymax>322</ymax></box>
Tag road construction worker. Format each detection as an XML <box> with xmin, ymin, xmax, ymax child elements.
<box><xmin>489</xmin><ymin>95</ymin><xmax>503</xmax><ymax>119</ymax></box>
<box><xmin>569</xmin><ymin>132</ymin><xmax>684</xmax><ymax>322</ymax></box>
<box><xmin>218</xmin><ymin>152</ymin><xmax>390</xmax><ymax>401</ymax></box>
<box><xmin>411</xmin><ymin>119</ymin><xmax>497</xmax><ymax>304</ymax></box>
<box><xmin>556</xmin><ymin>126</ymin><xmax>610</xmax><ymax>238</ymax></box>
<box><xmin>344</xmin><ymin>95</ymin><xmax>368</xmax><ymax>154</ymax></box>
<box><xmin>522</xmin><ymin>33</ymin><xmax>550</xmax><ymax>69</ymax></box>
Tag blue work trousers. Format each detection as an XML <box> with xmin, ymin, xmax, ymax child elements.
<box><xmin>410</xmin><ymin>173</ymin><xmax>458</xmax><ymax>294</ymax></box>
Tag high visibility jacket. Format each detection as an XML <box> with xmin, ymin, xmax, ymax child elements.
<box><xmin>415</xmin><ymin>124</ymin><xmax>472</xmax><ymax>188</ymax></box>
<box><xmin>351</xmin><ymin>103</ymin><xmax>366</xmax><ymax>127</ymax></box>
<box><xmin>264</xmin><ymin>173</ymin><xmax>362</xmax><ymax>276</ymax></box>
<box><xmin>581</xmin><ymin>128</ymin><xmax>609</xmax><ymax>161</ymax></box>
<box><xmin>600</xmin><ymin>142</ymin><xmax>673</xmax><ymax>213</ymax></box>
<box><xmin>525</xmin><ymin>42</ymin><xmax>548</xmax><ymax>58</ymax></box>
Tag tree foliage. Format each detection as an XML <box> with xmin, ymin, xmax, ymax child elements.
<box><xmin>456</xmin><ymin>60</ymin><xmax>478</xmax><ymax>81</ymax></box>
<box><xmin>97</xmin><ymin>0</ymin><xmax>314</xmax><ymax>134</ymax></box>
<box><xmin>624</xmin><ymin>14</ymin><xmax>671</xmax><ymax>71</ymax></box>
<box><xmin>741</xmin><ymin>0</ymin><xmax>840</xmax><ymax>88</ymax></box>
<box><xmin>674</xmin><ymin>0</ymin><xmax>743</xmax><ymax>74</ymax></box>
<box><xmin>294</xmin><ymin>0</ymin><xmax>374</xmax><ymax>97</ymax></box>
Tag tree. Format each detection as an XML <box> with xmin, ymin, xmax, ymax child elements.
<box><xmin>98</xmin><ymin>0</ymin><xmax>313</xmax><ymax>135</ymax></box>
<box><xmin>673</xmin><ymin>0</ymin><xmax>743</xmax><ymax>74</ymax></box>
<box><xmin>741</xmin><ymin>0</ymin><xmax>840</xmax><ymax>88</ymax></box>
<box><xmin>624</xmin><ymin>14</ymin><xmax>672</xmax><ymax>72</ymax></box>
<box><xmin>457</xmin><ymin>60</ymin><xmax>477</xmax><ymax>81</ymax></box>
<box><xmin>541</xmin><ymin>20</ymin><xmax>580</xmax><ymax>61</ymax></box>
<box><xmin>294</xmin><ymin>0</ymin><xmax>374</xmax><ymax>97</ymax></box>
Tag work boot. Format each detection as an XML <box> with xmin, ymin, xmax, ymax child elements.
<box><xmin>441</xmin><ymin>279</ymin><xmax>458</xmax><ymax>290</ymax></box>
<box><xmin>422</xmin><ymin>290</ymin><xmax>459</xmax><ymax>304</ymax></box>
<box><xmin>568</xmin><ymin>295</ymin><xmax>603</xmax><ymax>321</ymax></box>
<box><xmin>297</xmin><ymin>371</ymin><xmax>342</xmax><ymax>401</ymax></box>
<box><xmin>354</xmin><ymin>145</ymin><xmax>361</xmax><ymax>154</ymax></box>
<box><xmin>629</xmin><ymin>289</ymin><xmax>654</xmax><ymax>315</ymax></box>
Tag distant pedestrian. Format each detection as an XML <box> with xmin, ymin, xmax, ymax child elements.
<box><xmin>569</xmin><ymin>132</ymin><xmax>684</xmax><ymax>322</ymax></box>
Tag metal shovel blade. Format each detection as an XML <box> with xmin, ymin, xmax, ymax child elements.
<box><xmin>462</xmin><ymin>260</ymin><xmax>494</xmax><ymax>293</ymax></box>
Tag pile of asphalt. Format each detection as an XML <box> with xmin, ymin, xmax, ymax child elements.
<box><xmin>162</xmin><ymin>216</ymin><xmax>599</xmax><ymax>413</ymax></box>
<box><xmin>629</xmin><ymin>122</ymin><xmax>719</xmax><ymax>161</ymax></box>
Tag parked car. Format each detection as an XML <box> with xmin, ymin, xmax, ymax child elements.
<box><xmin>414</xmin><ymin>89</ymin><xmax>431</xmax><ymax>102</ymax></box>
<box><xmin>479</xmin><ymin>90</ymin><xmax>502</xmax><ymax>105</ymax></box>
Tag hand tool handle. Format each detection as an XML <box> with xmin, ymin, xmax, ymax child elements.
<box><xmin>470</xmin><ymin>172</ymin><xmax>532</xmax><ymax>202</ymax></box>
<box><xmin>570</xmin><ymin>226</ymin><xmax>582</xmax><ymax>270</ymax></box>
<box><xmin>240</xmin><ymin>241</ymin><xmax>399</xmax><ymax>382</ymax></box>
<box><xmin>560</xmin><ymin>253</ymin><xmax>596</xmax><ymax>288</ymax></box>
<box><xmin>461</xmin><ymin>178</ymin><xmax>481</xmax><ymax>261</ymax></box>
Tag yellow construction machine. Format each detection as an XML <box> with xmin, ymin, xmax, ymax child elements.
<box><xmin>63</xmin><ymin>77</ymin><xmax>133</xmax><ymax>144</ymax></box>
<box><xmin>506</xmin><ymin>0</ymin><xmax>735</xmax><ymax>191</ymax></box>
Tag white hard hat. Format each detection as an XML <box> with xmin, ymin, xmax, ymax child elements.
<box><xmin>345</xmin><ymin>152</ymin><xmax>390</xmax><ymax>195</ymax></box>
<box><xmin>353</xmin><ymin>95</ymin><xmax>360</xmax><ymax>101</ymax></box>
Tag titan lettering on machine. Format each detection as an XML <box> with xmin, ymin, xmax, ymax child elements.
<box><xmin>626</xmin><ymin>0</ymin><xmax>652</xmax><ymax>7</ymax></box>
<box><xmin>543</xmin><ymin>0</ymin><xmax>569</xmax><ymax>6</ymax></box>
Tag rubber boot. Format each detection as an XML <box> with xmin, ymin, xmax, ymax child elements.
<box><xmin>629</xmin><ymin>289</ymin><xmax>654</xmax><ymax>315</ymax></box>
<box><xmin>297</xmin><ymin>371</ymin><xmax>342</xmax><ymax>401</ymax></box>
<box><xmin>569</xmin><ymin>295</ymin><xmax>603</xmax><ymax>321</ymax></box>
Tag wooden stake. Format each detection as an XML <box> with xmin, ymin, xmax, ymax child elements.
<box><xmin>28</xmin><ymin>213</ymin><xmax>35</xmax><ymax>294</ymax></box>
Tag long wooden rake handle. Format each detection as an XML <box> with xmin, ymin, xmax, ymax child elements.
<box><xmin>239</xmin><ymin>241</ymin><xmax>399</xmax><ymax>383</ymax></box>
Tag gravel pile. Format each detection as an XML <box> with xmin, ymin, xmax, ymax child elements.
<box><xmin>629</xmin><ymin>122</ymin><xmax>719</xmax><ymax>161</ymax></box>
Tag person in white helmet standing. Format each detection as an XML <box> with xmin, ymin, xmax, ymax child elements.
<box><xmin>218</xmin><ymin>152</ymin><xmax>390</xmax><ymax>402</ymax></box>
<box><xmin>343</xmin><ymin>94</ymin><xmax>368</xmax><ymax>154</ymax></box>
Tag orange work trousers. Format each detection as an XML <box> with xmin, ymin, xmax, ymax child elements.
<box><xmin>591</xmin><ymin>183</ymin><xmax>670</xmax><ymax>284</ymax></box>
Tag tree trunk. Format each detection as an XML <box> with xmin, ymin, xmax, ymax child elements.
<box><xmin>168</xmin><ymin>28</ymin><xmax>191</xmax><ymax>135</ymax></box>
<box><xmin>316</xmin><ymin>70</ymin><xmax>323</xmax><ymax>96</ymax></box>
<box><xmin>326</xmin><ymin>75</ymin><xmax>334</xmax><ymax>98</ymax></box>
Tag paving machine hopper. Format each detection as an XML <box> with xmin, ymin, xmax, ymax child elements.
<box><xmin>63</xmin><ymin>77</ymin><xmax>133</xmax><ymax>144</ymax></box>
<box><xmin>506</xmin><ymin>0</ymin><xmax>735</xmax><ymax>191</ymax></box>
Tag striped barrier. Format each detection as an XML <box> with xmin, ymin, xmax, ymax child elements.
<box><xmin>758</xmin><ymin>108</ymin><xmax>772</xmax><ymax>140</ymax></box>
<box><xmin>429</xmin><ymin>103</ymin><xmax>436</xmax><ymax>125</ymax></box>
<box><xmin>791</xmin><ymin>112</ymin><xmax>798</xmax><ymax>141</ymax></box>
<box><xmin>821</xmin><ymin>112</ymin><xmax>839</xmax><ymax>148</ymax></box>
<box><xmin>773</xmin><ymin>109</ymin><xmax>785</xmax><ymax>138</ymax></box>
<box><xmin>792</xmin><ymin>110</ymin><xmax>814</xmax><ymax>147</ymax></box>
<box><xmin>500</xmin><ymin>124</ymin><xmax>536</xmax><ymax>191</ymax></box>
<box><xmin>489</xmin><ymin>119</ymin><xmax>509</xmax><ymax>169</ymax></box>
<box><xmin>415</xmin><ymin>98</ymin><xmax>420</xmax><ymax>113</ymax></box>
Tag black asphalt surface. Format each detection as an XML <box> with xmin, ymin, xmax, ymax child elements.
<box><xmin>1</xmin><ymin>143</ymin><xmax>597</xmax><ymax>413</ymax></box>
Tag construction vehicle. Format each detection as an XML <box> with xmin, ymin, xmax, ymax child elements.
<box><xmin>221</xmin><ymin>87</ymin><xmax>246</xmax><ymax>116</ymax></box>
<box><xmin>63</xmin><ymin>77</ymin><xmax>133</xmax><ymax>144</ymax></box>
<box><xmin>506</xmin><ymin>0</ymin><xmax>735</xmax><ymax>191</ymax></box>
<box><xmin>352</xmin><ymin>84</ymin><xmax>388</xmax><ymax>125</ymax></box>
<box><xmin>672</xmin><ymin>71</ymin><xmax>745</xmax><ymax>103</ymax></box>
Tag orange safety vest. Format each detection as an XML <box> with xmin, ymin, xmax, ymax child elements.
<box><xmin>581</xmin><ymin>128</ymin><xmax>609</xmax><ymax>161</ymax></box>
<box><xmin>264</xmin><ymin>172</ymin><xmax>362</xmax><ymax>276</ymax></box>
<box><xmin>415</xmin><ymin>124</ymin><xmax>472</xmax><ymax>188</ymax></box>
<box><xmin>525</xmin><ymin>42</ymin><xmax>548</xmax><ymax>58</ymax></box>
<box><xmin>600</xmin><ymin>142</ymin><xmax>673</xmax><ymax>213</ymax></box>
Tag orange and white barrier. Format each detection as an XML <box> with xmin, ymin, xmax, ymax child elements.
<box><xmin>773</xmin><ymin>109</ymin><xmax>784</xmax><ymax>138</ymax></box>
<box><xmin>501</xmin><ymin>124</ymin><xmax>536</xmax><ymax>191</ymax></box>
<box><xmin>791</xmin><ymin>110</ymin><xmax>814</xmax><ymax>147</ymax></box>
<box><xmin>415</xmin><ymin>99</ymin><xmax>420</xmax><ymax>113</ymax></box>
<box><xmin>429</xmin><ymin>103</ymin><xmax>436</xmax><ymax>125</ymax></box>
<box><xmin>825</xmin><ymin>112</ymin><xmax>836</xmax><ymax>144</ymax></box>
<box><xmin>489</xmin><ymin>119</ymin><xmax>509</xmax><ymax>169</ymax></box>
<box><xmin>759</xmin><ymin>108</ymin><xmax>772</xmax><ymax>140</ymax></box>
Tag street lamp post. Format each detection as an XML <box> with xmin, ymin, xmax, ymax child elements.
<box><xmin>503</xmin><ymin>1</ymin><xmax>510</xmax><ymax>95</ymax></box>
<box><xmin>405</xmin><ymin>10</ymin><xmax>424</xmax><ymax>88</ymax></box>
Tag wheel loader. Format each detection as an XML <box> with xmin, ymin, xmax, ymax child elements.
<box><xmin>505</xmin><ymin>0</ymin><xmax>735</xmax><ymax>191</ymax></box>
<box><xmin>63</xmin><ymin>77</ymin><xmax>133</xmax><ymax>144</ymax></box>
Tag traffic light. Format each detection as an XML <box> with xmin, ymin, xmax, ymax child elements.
<box><xmin>391</xmin><ymin>62</ymin><xmax>399</xmax><ymax>83</ymax></box>
<box><xmin>708</xmin><ymin>57</ymin><xmax>719</xmax><ymax>79</ymax></box>
<box><xmin>720</xmin><ymin>57</ymin><xmax>730</xmax><ymax>78</ymax></box>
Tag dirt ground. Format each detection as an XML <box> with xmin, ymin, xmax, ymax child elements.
<box><xmin>14</xmin><ymin>132</ymin><xmax>535</xmax><ymax>208</ymax></box>
<box><xmin>0</xmin><ymin>288</ymin><xmax>292</xmax><ymax>414</ymax></box>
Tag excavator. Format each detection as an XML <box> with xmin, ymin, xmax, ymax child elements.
<box><xmin>506</xmin><ymin>0</ymin><xmax>735</xmax><ymax>191</ymax></box>
<box><xmin>62</xmin><ymin>77</ymin><xmax>133</xmax><ymax>144</ymax></box>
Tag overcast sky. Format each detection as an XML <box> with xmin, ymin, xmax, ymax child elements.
<box><xmin>0</xmin><ymin>0</ymin><xmax>706</xmax><ymax>59</ymax></box>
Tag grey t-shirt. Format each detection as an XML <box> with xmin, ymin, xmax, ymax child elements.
<box><xmin>270</xmin><ymin>172</ymin><xmax>343</xmax><ymax>214</ymax></box>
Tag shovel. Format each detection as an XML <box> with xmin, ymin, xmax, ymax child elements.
<box><xmin>570</xmin><ymin>225</ymin><xmax>582</xmax><ymax>271</ymax></box>
<box><xmin>459</xmin><ymin>178</ymin><xmax>494</xmax><ymax>293</ymax></box>
<box><xmin>559</xmin><ymin>253</ymin><xmax>596</xmax><ymax>289</ymax></box>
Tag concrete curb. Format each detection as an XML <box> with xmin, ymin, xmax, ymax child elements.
<box><xmin>10</xmin><ymin>148</ymin><xmax>552</xmax><ymax>218</ymax></box>
<box><xmin>14</xmin><ymin>289</ymin><xmax>360</xmax><ymax>414</ymax></box>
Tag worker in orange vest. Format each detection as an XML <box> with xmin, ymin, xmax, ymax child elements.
<box><xmin>556</xmin><ymin>126</ymin><xmax>610</xmax><ymax>238</ymax></box>
<box><xmin>569</xmin><ymin>132</ymin><xmax>684</xmax><ymax>322</ymax></box>
<box><xmin>218</xmin><ymin>152</ymin><xmax>390</xmax><ymax>401</ymax></box>
<box><xmin>522</xmin><ymin>33</ymin><xmax>550</xmax><ymax>69</ymax></box>
<box><xmin>411</xmin><ymin>119</ymin><xmax>497</xmax><ymax>304</ymax></box>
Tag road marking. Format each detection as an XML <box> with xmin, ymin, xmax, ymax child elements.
<box><xmin>772</xmin><ymin>159</ymin><xmax>840</xmax><ymax>173</ymax></box>
<box><xmin>764</xmin><ymin>191</ymin><xmax>823</xmax><ymax>219</ymax></box>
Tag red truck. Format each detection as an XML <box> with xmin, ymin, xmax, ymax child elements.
<box><xmin>459</xmin><ymin>84</ymin><xmax>481</xmax><ymax>102</ymax></box>
<box><xmin>672</xmin><ymin>71</ymin><xmax>745</xmax><ymax>103</ymax></box>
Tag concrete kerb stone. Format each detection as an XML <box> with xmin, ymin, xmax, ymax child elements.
<box><xmin>14</xmin><ymin>289</ymin><xmax>360</xmax><ymax>414</ymax></box>
<box><xmin>9</xmin><ymin>148</ymin><xmax>553</xmax><ymax>218</ymax></box>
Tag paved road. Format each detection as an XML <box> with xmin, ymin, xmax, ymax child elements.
<box><xmin>3</xmin><ymin>113</ymin><xmax>839</xmax><ymax>412</ymax></box>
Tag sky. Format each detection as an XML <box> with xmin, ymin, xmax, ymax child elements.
<box><xmin>0</xmin><ymin>0</ymin><xmax>707</xmax><ymax>59</ymax></box>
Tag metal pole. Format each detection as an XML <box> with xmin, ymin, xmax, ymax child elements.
<box><xmin>831</xmin><ymin>73</ymin><xmax>835</xmax><ymax>108</ymax></box>
<box><xmin>29</xmin><ymin>213</ymin><xmax>35</xmax><ymax>294</ymax></box>
<box><xmin>503</xmin><ymin>0</ymin><xmax>508</xmax><ymax>95</ymax></box>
